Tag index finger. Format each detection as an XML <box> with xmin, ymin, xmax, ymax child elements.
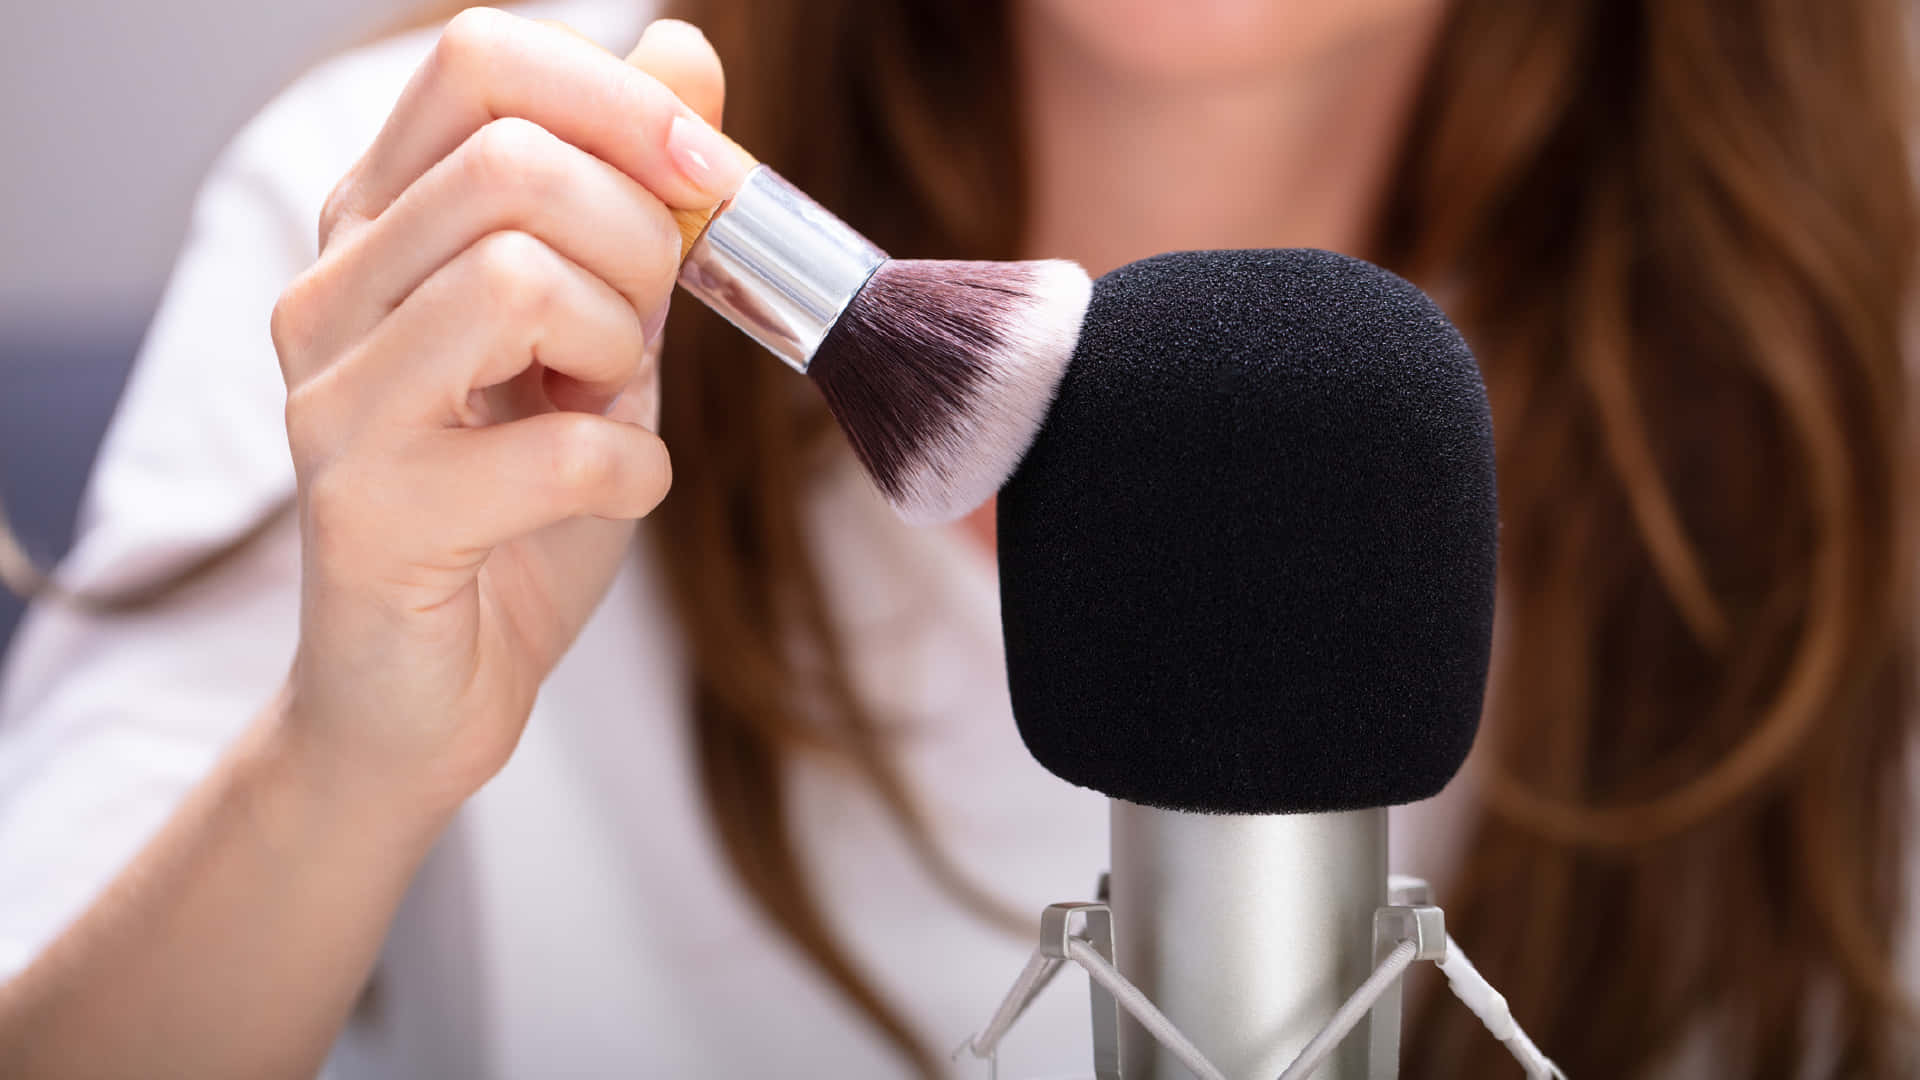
<box><xmin>321</xmin><ymin>8</ymin><xmax>751</xmax><ymax>247</ymax></box>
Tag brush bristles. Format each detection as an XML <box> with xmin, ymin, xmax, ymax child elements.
<box><xmin>807</xmin><ymin>258</ymin><xmax>1093</xmax><ymax>525</ymax></box>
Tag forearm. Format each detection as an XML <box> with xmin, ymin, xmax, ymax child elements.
<box><xmin>0</xmin><ymin>691</ymin><xmax>452</xmax><ymax>1079</ymax></box>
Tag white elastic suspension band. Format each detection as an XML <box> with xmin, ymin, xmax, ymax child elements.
<box><xmin>957</xmin><ymin>905</ymin><xmax>1567</xmax><ymax>1080</ymax></box>
<box><xmin>1435</xmin><ymin>935</ymin><xmax>1567</xmax><ymax>1080</ymax></box>
<box><xmin>1272</xmin><ymin>939</ymin><xmax>1418</xmax><ymax>1080</ymax></box>
<box><xmin>1068</xmin><ymin>938</ymin><xmax>1229</xmax><ymax>1080</ymax></box>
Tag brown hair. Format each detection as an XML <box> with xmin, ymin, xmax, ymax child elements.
<box><xmin>1378</xmin><ymin>3</ymin><xmax>1917</xmax><ymax>1075</ymax></box>
<box><xmin>6</xmin><ymin>0</ymin><xmax>1912</xmax><ymax>1075</ymax></box>
<box><xmin>658</xmin><ymin>1</ymin><xmax>1919</xmax><ymax>1075</ymax></box>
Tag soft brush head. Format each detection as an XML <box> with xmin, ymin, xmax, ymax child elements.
<box><xmin>808</xmin><ymin>258</ymin><xmax>1093</xmax><ymax>524</ymax></box>
<box><xmin>998</xmin><ymin>249</ymin><xmax>1497</xmax><ymax>814</ymax></box>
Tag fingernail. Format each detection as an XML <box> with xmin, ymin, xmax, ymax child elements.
<box><xmin>643</xmin><ymin>300</ymin><xmax>670</xmax><ymax>344</ymax></box>
<box><xmin>667</xmin><ymin>113</ymin><xmax>749</xmax><ymax>197</ymax></box>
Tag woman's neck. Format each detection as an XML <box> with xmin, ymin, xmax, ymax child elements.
<box><xmin>955</xmin><ymin>10</ymin><xmax>1445</xmax><ymax>557</ymax></box>
<box><xmin>1015</xmin><ymin>8</ymin><xmax>1444</xmax><ymax>275</ymax></box>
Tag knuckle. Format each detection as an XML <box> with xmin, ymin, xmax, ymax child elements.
<box><xmin>473</xmin><ymin>115</ymin><xmax>549</xmax><ymax>157</ymax></box>
<box><xmin>549</xmin><ymin>416</ymin><xmax>621</xmax><ymax>499</ymax></box>
<box><xmin>434</xmin><ymin>7</ymin><xmax>509</xmax><ymax>79</ymax></box>
<box><xmin>315</xmin><ymin>171</ymin><xmax>365</xmax><ymax>250</ymax></box>
<box><xmin>270</xmin><ymin>270</ymin><xmax>322</xmax><ymax>361</ymax></box>
<box><xmin>462</xmin><ymin>117</ymin><xmax>561</xmax><ymax>202</ymax></box>
<box><xmin>470</xmin><ymin>230</ymin><xmax>557</xmax><ymax>316</ymax></box>
<box><xmin>316</xmin><ymin>183</ymin><xmax>348</xmax><ymax>249</ymax></box>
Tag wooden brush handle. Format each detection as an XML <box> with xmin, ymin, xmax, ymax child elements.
<box><xmin>671</xmin><ymin>205</ymin><xmax>721</xmax><ymax>260</ymax></box>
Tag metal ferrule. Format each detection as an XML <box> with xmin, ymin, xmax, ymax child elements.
<box><xmin>676</xmin><ymin>164</ymin><xmax>888</xmax><ymax>373</ymax></box>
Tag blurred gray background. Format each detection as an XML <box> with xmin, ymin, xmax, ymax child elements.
<box><xmin>0</xmin><ymin>0</ymin><xmax>413</xmax><ymax>650</ymax></box>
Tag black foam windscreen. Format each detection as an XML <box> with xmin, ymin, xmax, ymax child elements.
<box><xmin>998</xmin><ymin>249</ymin><xmax>1496</xmax><ymax>814</ymax></box>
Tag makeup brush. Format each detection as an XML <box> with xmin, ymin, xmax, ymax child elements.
<box><xmin>667</xmin><ymin>164</ymin><xmax>1092</xmax><ymax>526</ymax></box>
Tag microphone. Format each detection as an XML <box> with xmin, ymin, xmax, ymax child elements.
<box><xmin>997</xmin><ymin>249</ymin><xmax>1497</xmax><ymax>1078</ymax></box>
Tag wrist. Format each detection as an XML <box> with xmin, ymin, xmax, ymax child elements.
<box><xmin>244</xmin><ymin>685</ymin><xmax>463</xmax><ymax>854</ymax></box>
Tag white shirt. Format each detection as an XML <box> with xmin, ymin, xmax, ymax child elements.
<box><xmin>0</xmin><ymin>3</ymin><xmax>1473</xmax><ymax>1076</ymax></box>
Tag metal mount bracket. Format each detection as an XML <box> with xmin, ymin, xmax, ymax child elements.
<box><xmin>1039</xmin><ymin>902</ymin><xmax>1122</xmax><ymax>1080</ymax></box>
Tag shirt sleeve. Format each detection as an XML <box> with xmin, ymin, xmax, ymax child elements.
<box><xmin>0</xmin><ymin>59</ymin><xmax>362</xmax><ymax>982</ymax></box>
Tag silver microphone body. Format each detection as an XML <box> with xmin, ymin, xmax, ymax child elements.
<box><xmin>1108</xmin><ymin>800</ymin><xmax>1390</xmax><ymax>1079</ymax></box>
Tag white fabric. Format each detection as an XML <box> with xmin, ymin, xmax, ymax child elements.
<box><xmin>0</xmin><ymin>2</ymin><xmax>1474</xmax><ymax>1076</ymax></box>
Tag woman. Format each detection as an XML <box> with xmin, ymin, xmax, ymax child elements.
<box><xmin>0</xmin><ymin>0</ymin><xmax>1912</xmax><ymax>1076</ymax></box>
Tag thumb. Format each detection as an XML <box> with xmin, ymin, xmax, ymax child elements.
<box><xmin>624</xmin><ymin>19</ymin><xmax>727</xmax><ymax>129</ymax></box>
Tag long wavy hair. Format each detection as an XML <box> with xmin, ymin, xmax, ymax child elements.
<box><xmin>5</xmin><ymin>0</ymin><xmax>1913</xmax><ymax>1076</ymax></box>
<box><xmin>662</xmin><ymin>2</ymin><xmax>1920</xmax><ymax>1076</ymax></box>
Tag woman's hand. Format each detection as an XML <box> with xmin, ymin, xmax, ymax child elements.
<box><xmin>269</xmin><ymin>11</ymin><xmax>749</xmax><ymax>816</ymax></box>
<box><xmin>0</xmin><ymin>19</ymin><xmax>752</xmax><ymax>1078</ymax></box>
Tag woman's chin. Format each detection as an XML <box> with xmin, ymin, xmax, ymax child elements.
<box><xmin>1020</xmin><ymin>0</ymin><xmax>1446</xmax><ymax>87</ymax></box>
